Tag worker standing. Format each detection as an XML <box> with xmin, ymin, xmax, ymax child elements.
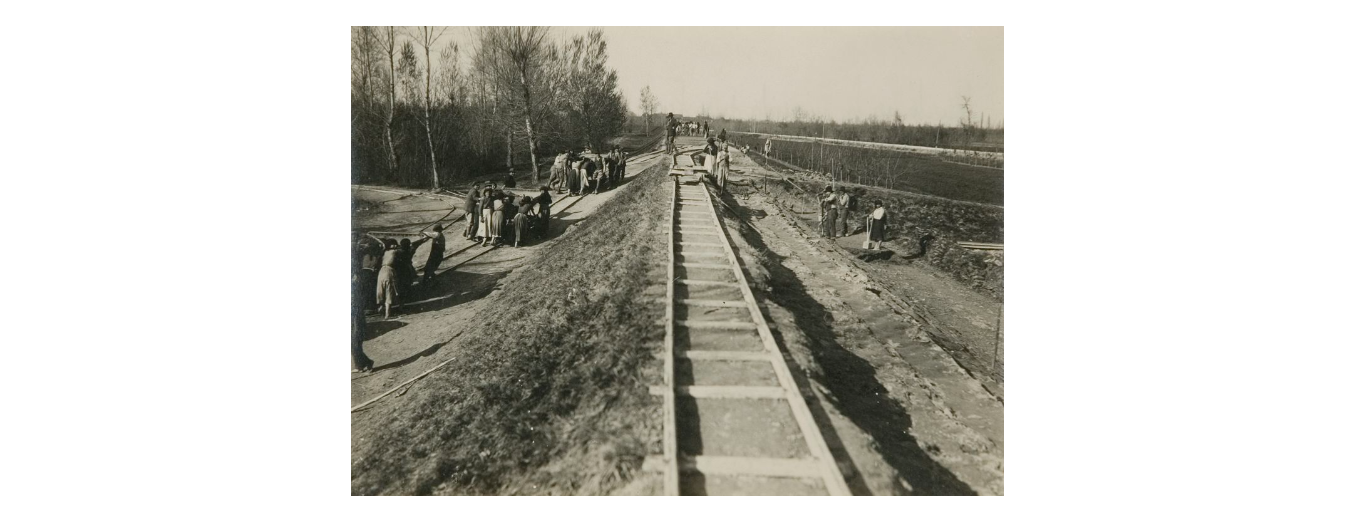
<box><xmin>715</xmin><ymin>141</ymin><xmax>730</xmax><ymax>194</ymax></box>
<box><xmin>865</xmin><ymin>200</ymin><xmax>888</xmax><ymax>250</ymax></box>
<box><xmin>376</xmin><ymin>240</ymin><xmax>400</xmax><ymax>319</ymax></box>
<box><xmin>352</xmin><ymin>273</ymin><xmax>373</xmax><ymax>373</ymax></box>
<box><xmin>355</xmin><ymin>233</ymin><xmax>383</xmax><ymax>311</ymax></box>
<box><xmin>536</xmin><ymin>186</ymin><xmax>552</xmax><ymax>237</ymax></box>
<box><xmin>463</xmin><ymin>183</ymin><xmax>481</xmax><ymax>241</ymax></box>
<box><xmin>821</xmin><ymin>187</ymin><xmax>839</xmax><ymax>238</ymax></box>
<box><xmin>837</xmin><ymin>188</ymin><xmax>853</xmax><ymax>236</ymax></box>
<box><xmin>420</xmin><ymin>224</ymin><xmax>445</xmax><ymax>286</ymax></box>
<box><xmin>664</xmin><ymin>113</ymin><xmax>678</xmax><ymax>155</ymax></box>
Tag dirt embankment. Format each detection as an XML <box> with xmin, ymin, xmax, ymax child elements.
<box><xmin>686</xmin><ymin>183</ymin><xmax>1004</xmax><ymax>495</ymax></box>
<box><xmin>351</xmin><ymin>161</ymin><xmax>671</xmax><ymax>495</ymax></box>
<box><xmin>743</xmin><ymin>152</ymin><xmax>1004</xmax><ymax>300</ymax></box>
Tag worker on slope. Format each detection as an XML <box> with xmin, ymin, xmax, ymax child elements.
<box><xmin>715</xmin><ymin>140</ymin><xmax>730</xmax><ymax>194</ymax></box>
<box><xmin>420</xmin><ymin>224</ymin><xmax>446</xmax><ymax>287</ymax></box>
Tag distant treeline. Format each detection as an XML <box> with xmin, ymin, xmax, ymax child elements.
<box><xmin>676</xmin><ymin>109</ymin><xmax>1003</xmax><ymax>152</ymax></box>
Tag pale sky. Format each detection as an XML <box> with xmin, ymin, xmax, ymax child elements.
<box><xmin>565</xmin><ymin>25</ymin><xmax>1001</xmax><ymax>125</ymax></box>
<box><xmin>434</xmin><ymin>26</ymin><xmax>1003</xmax><ymax>126</ymax></box>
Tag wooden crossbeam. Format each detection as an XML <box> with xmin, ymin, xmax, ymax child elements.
<box><xmin>650</xmin><ymin>385</ymin><xmax>787</xmax><ymax>399</ymax></box>
<box><xmin>641</xmin><ymin>455</ymin><xmax>825</xmax><ymax>479</ymax></box>
<box><xmin>676</xmin><ymin>262</ymin><xmax>735</xmax><ymax>270</ymax></box>
<box><xmin>677</xmin><ymin>320</ymin><xmax>757</xmax><ymax>330</ymax></box>
<box><xmin>679</xmin><ymin>351</ymin><xmax>773</xmax><ymax>361</ymax></box>
<box><xmin>675</xmin><ymin>279</ymin><xmax>741</xmax><ymax>287</ymax></box>
<box><xmin>675</xmin><ymin>298</ymin><xmax>746</xmax><ymax>307</ymax></box>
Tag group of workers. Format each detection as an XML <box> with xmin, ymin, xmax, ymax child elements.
<box><xmin>353</xmin><ymin>226</ymin><xmax>446</xmax><ymax>319</ymax></box>
<box><xmin>352</xmin><ymin>143</ymin><xmax>639</xmax><ymax>372</ymax></box>
<box><xmin>820</xmin><ymin>186</ymin><xmax>890</xmax><ymax>250</ymax></box>
<box><xmin>663</xmin><ymin>113</ymin><xmax>720</xmax><ymax>155</ymax></box>
<box><xmin>548</xmin><ymin>147</ymin><xmax>628</xmax><ymax>196</ymax></box>
<box><xmin>671</xmin><ymin>119</ymin><xmax>707</xmax><ymax>137</ymax></box>
<box><xmin>665</xmin><ymin>113</ymin><xmax>733</xmax><ymax>193</ymax></box>
<box><xmin>462</xmin><ymin>184</ymin><xmax>554</xmax><ymax>249</ymax></box>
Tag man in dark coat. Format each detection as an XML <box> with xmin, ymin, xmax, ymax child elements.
<box><xmin>420</xmin><ymin>224</ymin><xmax>446</xmax><ymax>286</ymax></box>
<box><xmin>536</xmin><ymin>186</ymin><xmax>552</xmax><ymax>238</ymax></box>
<box><xmin>355</xmin><ymin>233</ymin><xmax>383</xmax><ymax>311</ymax></box>
<box><xmin>664</xmin><ymin>113</ymin><xmax>678</xmax><ymax>154</ymax></box>
<box><xmin>352</xmin><ymin>273</ymin><xmax>373</xmax><ymax>373</ymax></box>
<box><xmin>463</xmin><ymin>182</ymin><xmax>481</xmax><ymax>240</ymax></box>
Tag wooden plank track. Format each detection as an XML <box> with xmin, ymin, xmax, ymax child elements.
<box><xmin>655</xmin><ymin>150</ymin><xmax>851</xmax><ymax>496</ymax></box>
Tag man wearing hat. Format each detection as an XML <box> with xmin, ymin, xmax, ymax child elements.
<box><xmin>664</xmin><ymin>112</ymin><xmax>678</xmax><ymax>155</ymax></box>
<box><xmin>420</xmin><ymin>224</ymin><xmax>446</xmax><ymax>287</ymax></box>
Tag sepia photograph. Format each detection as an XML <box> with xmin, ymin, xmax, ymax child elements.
<box><xmin>350</xmin><ymin>26</ymin><xmax>1003</xmax><ymax>496</ymax></box>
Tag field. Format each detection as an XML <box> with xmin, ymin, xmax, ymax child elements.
<box><xmin>732</xmin><ymin>132</ymin><xmax>1004</xmax><ymax>206</ymax></box>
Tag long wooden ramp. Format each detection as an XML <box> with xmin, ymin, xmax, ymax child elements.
<box><xmin>649</xmin><ymin>153</ymin><xmax>850</xmax><ymax>496</ymax></box>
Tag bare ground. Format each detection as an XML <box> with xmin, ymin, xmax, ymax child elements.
<box><xmin>351</xmin><ymin>138</ymin><xmax>1003</xmax><ymax>495</ymax></box>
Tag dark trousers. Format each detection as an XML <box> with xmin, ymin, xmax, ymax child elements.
<box><xmin>353</xmin><ymin>311</ymin><xmax>373</xmax><ymax>369</ymax></box>
<box><xmin>358</xmin><ymin>269</ymin><xmax>377</xmax><ymax>310</ymax></box>
<box><xmin>422</xmin><ymin>256</ymin><xmax>442</xmax><ymax>285</ymax></box>
<box><xmin>464</xmin><ymin>211</ymin><xmax>479</xmax><ymax>238</ymax></box>
<box><xmin>839</xmin><ymin>210</ymin><xmax>852</xmax><ymax>236</ymax></box>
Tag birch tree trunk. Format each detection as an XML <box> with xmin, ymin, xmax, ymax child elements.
<box><xmin>383</xmin><ymin>27</ymin><xmax>398</xmax><ymax>178</ymax></box>
<box><xmin>423</xmin><ymin>40</ymin><xmax>438</xmax><ymax>189</ymax></box>
<box><xmin>520</xmin><ymin>70</ymin><xmax>541</xmax><ymax>182</ymax></box>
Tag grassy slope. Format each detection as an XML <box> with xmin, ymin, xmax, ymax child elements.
<box><xmin>351</xmin><ymin>161</ymin><xmax>668</xmax><ymax>495</ymax></box>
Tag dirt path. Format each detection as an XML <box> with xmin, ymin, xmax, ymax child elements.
<box><xmin>350</xmin><ymin>151</ymin><xmax>669</xmax><ymax>411</ymax></box>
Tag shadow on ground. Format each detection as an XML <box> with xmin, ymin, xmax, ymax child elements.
<box><xmin>713</xmin><ymin>188</ymin><xmax>977</xmax><ymax>496</ymax></box>
<box><xmin>389</xmin><ymin>270</ymin><xmax>512</xmax><ymax>316</ymax></box>
<box><xmin>374</xmin><ymin>336</ymin><xmax>458</xmax><ymax>372</ymax></box>
<box><xmin>363</xmin><ymin>319</ymin><xmax>406</xmax><ymax>341</ymax></box>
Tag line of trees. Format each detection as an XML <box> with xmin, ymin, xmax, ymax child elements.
<box><xmin>696</xmin><ymin>98</ymin><xmax>1003</xmax><ymax>152</ymax></box>
<box><xmin>352</xmin><ymin>26</ymin><xmax>632</xmax><ymax>188</ymax></box>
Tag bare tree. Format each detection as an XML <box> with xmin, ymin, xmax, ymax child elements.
<box><xmin>376</xmin><ymin>26</ymin><xmax>400</xmax><ymax>176</ymax></box>
<box><xmin>410</xmin><ymin>26</ymin><xmax>449</xmax><ymax>189</ymax></box>
<box><xmin>961</xmin><ymin>95</ymin><xmax>975</xmax><ymax>147</ymax></box>
<box><xmin>351</xmin><ymin>27</ymin><xmax>381</xmax><ymax>121</ymax></box>
<box><xmin>397</xmin><ymin>42</ymin><xmax>421</xmax><ymax>103</ymax></box>
<box><xmin>640</xmin><ymin>85</ymin><xmax>659</xmax><ymax>130</ymax></box>
<box><xmin>473</xmin><ymin>27</ymin><xmax>556</xmax><ymax>182</ymax></box>
<box><xmin>562</xmin><ymin>29</ymin><xmax>626</xmax><ymax>151</ymax></box>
